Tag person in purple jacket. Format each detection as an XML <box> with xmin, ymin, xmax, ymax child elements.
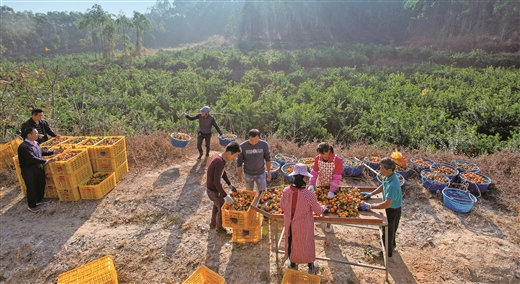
<box><xmin>184</xmin><ymin>106</ymin><xmax>223</xmax><ymax>159</ymax></box>
<box><xmin>206</xmin><ymin>141</ymin><xmax>240</xmax><ymax>234</ymax></box>
<box><xmin>18</xmin><ymin>127</ymin><xmax>63</xmax><ymax>213</ymax></box>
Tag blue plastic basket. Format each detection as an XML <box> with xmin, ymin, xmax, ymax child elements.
<box><xmin>396</xmin><ymin>168</ymin><xmax>410</xmax><ymax>179</ymax></box>
<box><xmin>410</xmin><ymin>157</ymin><xmax>435</xmax><ymax>172</ymax></box>
<box><xmin>281</xmin><ymin>163</ymin><xmax>296</xmax><ymax>184</ymax></box>
<box><xmin>420</xmin><ymin>170</ymin><xmax>450</xmax><ymax>192</ymax></box>
<box><xmin>275</xmin><ymin>153</ymin><xmax>297</xmax><ymax>166</ymax></box>
<box><xmin>170</xmin><ymin>133</ymin><xmax>191</xmax><ymax>148</ymax></box>
<box><xmin>363</xmin><ymin>156</ymin><xmax>381</xmax><ymax>171</ymax></box>
<box><xmin>342</xmin><ymin>158</ymin><xmax>364</xmax><ymax>176</ymax></box>
<box><xmin>442</xmin><ymin>188</ymin><xmax>477</xmax><ymax>213</ymax></box>
<box><xmin>267</xmin><ymin>161</ymin><xmax>280</xmax><ymax>180</ymax></box>
<box><xmin>451</xmin><ymin>160</ymin><xmax>479</xmax><ymax>173</ymax></box>
<box><xmin>459</xmin><ymin>172</ymin><xmax>492</xmax><ymax>193</ymax></box>
<box><xmin>430</xmin><ymin>163</ymin><xmax>459</xmax><ymax>181</ymax></box>
<box><xmin>218</xmin><ymin>134</ymin><xmax>237</xmax><ymax>147</ymax></box>
<box><xmin>377</xmin><ymin>172</ymin><xmax>405</xmax><ymax>187</ymax></box>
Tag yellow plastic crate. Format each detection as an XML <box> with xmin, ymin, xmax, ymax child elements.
<box><xmin>50</xmin><ymin>149</ymin><xmax>90</xmax><ymax>175</ymax></box>
<box><xmin>93</xmin><ymin>149</ymin><xmax>127</xmax><ymax>172</ymax></box>
<box><xmin>58</xmin><ymin>255</ymin><xmax>118</xmax><ymax>284</ymax></box>
<box><xmin>281</xmin><ymin>269</ymin><xmax>321</xmax><ymax>284</ymax></box>
<box><xmin>92</xmin><ymin>136</ymin><xmax>126</xmax><ymax>159</ymax></box>
<box><xmin>114</xmin><ymin>161</ymin><xmax>128</xmax><ymax>183</ymax></box>
<box><xmin>8</xmin><ymin>138</ymin><xmax>22</xmax><ymax>153</ymax></box>
<box><xmin>53</xmin><ymin>163</ymin><xmax>93</xmax><ymax>190</ymax></box>
<box><xmin>40</xmin><ymin>136</ymin><xmax>74</xmax><ymax>147</ymax></box>
<box><xmin>183</xmin><ymin>265</ymin><xmax>225</xmax><ymax>284</ymax></box>
<box><xmin>57</xmin><ymin>187</ymin><xmax>81</xmax><ymax>202</ymax></box>
<box><xmin>0</xmin><ymin>143</ymin><xmax>15</xmax><ymax>169</ymax></box>
<box><xmin>221</xmin><ymin>190</ymin><xmax>258</xmax><ymax>229</ymax></box>
<box><xmin>44</xmin><ymin>184</ymin><xmax>59</xmax><ymax>199</ymax></box>
<box><xmin>61</xmin><ymin>136</ymin><xmax>89</xmax><ymax>147</ymax></box>
<box><xmin>231</xmin><ymin>224</ymin><xmax>262</xmax><ymax>243</ymax></box>
<box><xmin>79</xmin><ymin>173</ymin><xmax>116</xmax><ymax>200</ymax></box>
<box><xmin>77</xmin><ymin>137</ymin><xmax>105</xmax><ymax>158</ymax></box>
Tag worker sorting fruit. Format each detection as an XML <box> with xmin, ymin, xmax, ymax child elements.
<box><xmin>307</xmin><ymin>142</ymin><xmax>343</xmax><ymax>233</ymax></box>
<box><xmin>280</xmin><ymin>163</ymin><xmax>327</xmax><ymax>274</ymax></box>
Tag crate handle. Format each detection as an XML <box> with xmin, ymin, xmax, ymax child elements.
<box><xmin>231</xmin><ymin>217</ymin><xmax>238</xmax><ymax>224</ymax></box>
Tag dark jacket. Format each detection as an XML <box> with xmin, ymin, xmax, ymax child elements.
<box><xmin>20</xmin><ymin>118</ymin><xmax>58</xmax><ymax>144</ymax></box>
<box><xmin>185</xmin><ymin>114</ymin><xmax>223</xmax><ymax>135</ymax></box>
<box><xmin>17</xmin><ymin>140</ymin><xmax>55</xmax><ymax>168</ymax></box>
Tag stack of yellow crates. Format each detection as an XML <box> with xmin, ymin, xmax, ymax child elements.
<box><xmin>50</xmin><ymin>149</ymin><xmax>92</xmax><ymax>201</ymax></box>
<box><xmin>0</xmin><ymin>138</ymin><xmax>22</xmax><ymax>170</ymax></box>
<box><xmin>221</xmin><ymin>190</ymin><xmax>263</xmax><ymax>243</ymax></box>
<box><xmin>90</xmin><ymin>136</ymin><xmax>128</xmax><ymax>183</ymax></box>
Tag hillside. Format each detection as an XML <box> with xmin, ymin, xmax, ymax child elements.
<box><xmin>0</xmin><ymin>134</ymin><xmax>519</xmax><ymax>283</ymax></box>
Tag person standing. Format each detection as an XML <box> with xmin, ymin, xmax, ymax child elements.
<box><xmin>236</xmin><ymin>129</ymin><xmax>272</xmax><ymax>192</ymax></box>
<box><xmin>307</xmin><ymin>142</ymin><xmax>343</xmax><ymax>233</ymax></box>
<box><xmin>20</xmin><ymin>108</ymin><xmax>60</xmax><ymax>144</ymax></box>
<box><xmin>360</xmin><ymin>157</ymin><xmax>402</xmax><ymax>258</ymax></box>
<box><xmin>206</xmin><ymin>141</ymin><xmax>239</xmax><ymax>234</ymax></box>
<box><xmin>184</xmin><ymin>106</ymin><xmax>223</xmax><ymax>159</ymax></box>
<box><xmin>18</xmin><ymin>127</ymin><xmax>63</xmax><ymax>212</ymax></box>
<box><xmin>280</xmin><ymin>163</ymin><xmax>327</xmax><ymax>274</ymax></box>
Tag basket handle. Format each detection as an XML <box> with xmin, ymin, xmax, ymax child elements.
<box><xmin>461</xmin><ymin>179</ymin><xmax>481</xmax><ymax>200</ymax></box>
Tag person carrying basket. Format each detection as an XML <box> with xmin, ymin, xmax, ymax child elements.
<box><xmin>183</xmin><ymin>106</ymin><xmax>223</xmax><ymax>159</ymax></box>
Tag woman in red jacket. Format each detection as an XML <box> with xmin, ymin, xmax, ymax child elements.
<box><xmin>280</xmin><ymin>163</ymin><xmax>327</xmax><ymax>274</ymax></box>
<box><xmin>308</xmin><ymin>142</ymin><xmax>343</xmax><ymax>233</ymax></box>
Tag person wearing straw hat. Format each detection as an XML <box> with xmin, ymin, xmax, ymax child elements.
<box><xmin>280</xmin><ymin>163</ymin><xmax>327</xmax><ymax>274</ymax></box>
<box><xmin>183</xmin><ymin>106</ymin><xmax>223</xmax><ymax>159</ymax></box>
<box><xmin>359</xmin><ymin>157</ymin><xmax>402</xmax><ymax>258</ymax></box>
<box><xmin>307</xmin><ymin>142</ymin><xmax>343</xmax><ymax>233</ymax></box>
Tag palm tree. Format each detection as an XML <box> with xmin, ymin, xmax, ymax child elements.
<box><xmin>132</xmin><ymin>11</ymin><xmax>152</xmax><ymax>58</ymax></box>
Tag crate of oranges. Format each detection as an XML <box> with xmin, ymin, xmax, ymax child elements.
<box><xmin>79</xmin><ymin>173</ymin><xmax>116</xmax><ymax>200</ymax></box>
<box><xmin>221</xmin><ymin>190</ymin><xmax>258</xmax><ymax>229</ymax></box>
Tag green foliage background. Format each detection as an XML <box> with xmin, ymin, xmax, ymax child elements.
<box><xmin>1</xmin><ymin>45</ymin><xmax>519</xmax><ymax>155</ymax></box>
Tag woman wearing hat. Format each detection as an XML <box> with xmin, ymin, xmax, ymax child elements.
<box><xmin>184</xmin><ymin>106</ymin><xmax>223</xmax><ymax>159</ymax></box>
<box><xmin>280</xmin><ymin>163</ymin><xmax>327</xmax><ymax>274</ymax></box>
<box><xmin>307</xmin><ymin>142</ymin><xmax>343</xmax><ymax>233</ymax></box>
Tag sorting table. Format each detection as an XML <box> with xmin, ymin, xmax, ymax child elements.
<box><xmin>251</xmin><ymin>185</ymin><xmax>390</xmax><ymax>282</ymax></box>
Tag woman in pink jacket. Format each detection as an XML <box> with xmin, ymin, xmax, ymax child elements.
<box><xmin>280</xmin><ymin>163</ymin><xmax>327</xmax><ymax>274</ymax></box>
<box><xmin>308</xmin><ymin>142</ymin><xmax>343</xmax><ymax>232</ymax></box>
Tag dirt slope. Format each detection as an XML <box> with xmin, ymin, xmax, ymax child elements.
<box><xmin>1</xmin><ymin>135</ymin><xmax>519</xmax><ymax>283</ymax></box>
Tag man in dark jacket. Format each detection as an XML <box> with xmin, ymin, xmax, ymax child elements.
<box><xmin>184</xmin><ymin>106</ymin><xmax>223</xmax><ymax>159</ymax></box>
<box><xmin>20</xmin><ymin>109</ymin><xmax>59</xmax><ymax>144</ymax></box>
<box><xmin>18</xmin><ymin>127</ymin><xmax>62</xmax><ymax>212</ymax></box>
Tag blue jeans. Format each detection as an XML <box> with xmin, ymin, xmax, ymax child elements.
<box><xmin>244</xmin><ymin>172</ymin><xmax>267</xmax><ymax>192</ymax></box>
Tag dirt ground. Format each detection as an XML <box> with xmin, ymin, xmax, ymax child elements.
<box><xmin>1</xmin><ymin>135</ymin><xmax>519</xmax><ymax>283</ymax></box>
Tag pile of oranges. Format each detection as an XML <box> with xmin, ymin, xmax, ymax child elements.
<box><xmin>422</xmin><ymin>171</ymin><xmax>449</xmax><ymax>183</ymax></box>
<box><xmin>315</xmin><ymin>187</ymin><xmax>363</xmax><ymax>217</ymax></box>
<box><xmin>56</xmin><ymin>151</ymin><xmax>80</xmax><ymax>161</ymax></box>
<box><xmin>431</xmin><ymin>165</ymin><xmax>457</xmax><ymax>175</ymax></box>
<box><xmin>461</xmin><ymin>172</ymin><xmax>488</xmax><ymax>184</ymax></box>
<box><xmin>258</xmin><ymin>186</ymin><xmax>283</xmax><ymax>214</ymax></box>
<box><xmin>172</xmin><ymin>133</ymin><xmax>190</xmax><ymax>140</ymax></box>
<box><xmin>85</xmin><ymin>173</ymin><xmax>111</xmax><ymax>185</ymax></box>
<box><xmin>223</xmin><ymin>190</ymin><xmax>256</xmax><ymax>211</ymax></box>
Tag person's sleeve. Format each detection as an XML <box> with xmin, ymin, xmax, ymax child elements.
<box><xmin>212</xmin><ymin>118</ymin><xmax>223</xmax><ymax>136</ymax></box>
<box><xmin>222</xmin><ymin>170</ymin><xmax>231</xmax><ymax>186</ymax></box>
<box><xmin>236</xmin><ymin>146</ymin><xmax>244</xmax><ymax>167</ymax></box>
<box><xmin>263</xmin><ymin>142</ymin><xmax>271</xmax><ymax>161</ymax></box>
<box><xmin>213</xmin><ymin>161</ymin><xmax>228</xmax><ymax>197</ymax></box>
<box><xmin>280</xmin><ymin>188</ymin><xmax>289</xmax><ymax>211</ymax></box>
<box><xmin>330</xmin><ymin>156</ymin><xmax>343</xmax><ymax>192</ymax></box>
<box><xmin>185</xmin><ymin>114</ymin><xmax>199</xmax><ymax>121</ymax></box>
<box><xmin>43</xmin><ymin>121</ymin><xmax>58</xmax><ymax>137</ymax></box>
<box><xmin>42</xmin><ymin>148</ymin><xmax>54</xmax><ymax>156</ymax></box>
<box><xmin>309</xmin><ymin>157</ymin><xmax>319</xmax><ymax>186</ymax></box>
<box><xmin>306</xmin><ymin>190</ymin><xmax>325</xmax><ymax>215</ymax></box>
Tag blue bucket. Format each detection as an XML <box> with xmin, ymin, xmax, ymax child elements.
<box><xmin>363</xmin><ymin>156</ymin><xmax>381</xmax><ymax>171</ymax></box>
<box><xmin>410</xmin><ymin>157</ymin><xmax>435</xmax><ymax>172</ymax></box>
<box><xmin>218</xmin><ymin>134</ymin><xmax>237</xmax><ymax>147</ymax></box>
<box><xmin>170</xmin><ymin>133</ymin><xmax>191</xmax><ymax>148</ymax></box>
<box><xmin>342</xmin><ymin>158</ymin><xmax>364</xmax><ymax>176</ymax></box>
<box><xmin>275</xmin><ymin>153</ymin><xmax>297</xmax><ymax>166</ymax></box>
<box><xmin>442</xmin><ymin>188</ymin><xmax>477</xmax><ymax>213</ymax></box>
<box><xmin>420</xmin><ymin>169</ymin><xmax>450</xmax><ymax>192</ymax></box>
<box><xmin>396</xmin><ymin>168</ymin><xmax>410</xmax><ymax>179</ymax></box>
<box><xmin>430</xmin><ymin>163</ymin><xmax>459</xmax><ymax>181</ymax></box>
<box><xmin>377</xmin><ymin>172</ymin><xmax>405</xmax><ymax>187</ymax></box>
<box><xmin>281</xmin><ymin>163</ymin><xmax>296</xmax><ymax>184</ymax></box>
<box><xmin>267</xmin><ymin>161</ymin><xmax>280</xmax><ymax>180</ymax></box>
<box><xmin>451</xmin><ymin>160</ymin><xmax>479</xmax><ymax>173</ymax></box>
<box><xmin>459</xmin><ymin>172</ymin><xmax>491</xmax><ymax>193</ymax></box>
